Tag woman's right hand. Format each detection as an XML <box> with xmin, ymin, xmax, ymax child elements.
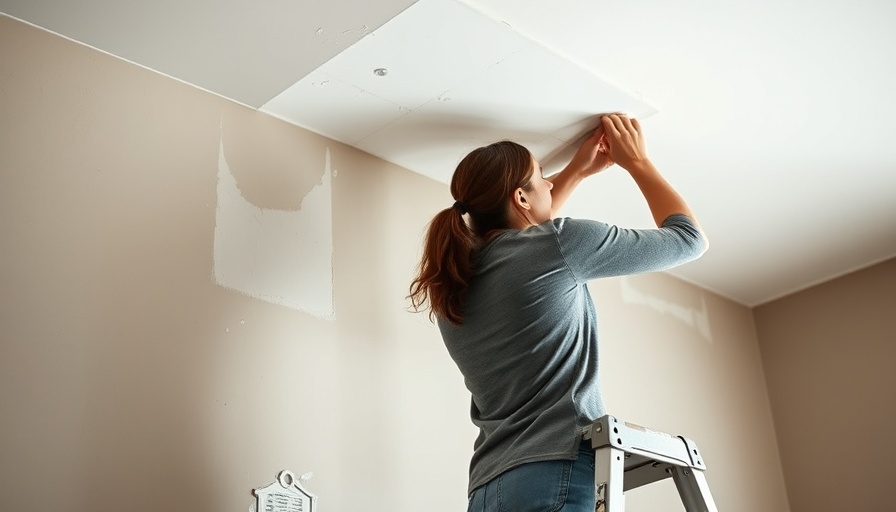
<box><xmin>600</xmin><ymin>114</ymin><xmax>650</xmax><ymax>171</ymax></box>
<box><xmin>599</xmin><ymin>114</ymin><xmax>703</xmax><ymax>235</ymax></box>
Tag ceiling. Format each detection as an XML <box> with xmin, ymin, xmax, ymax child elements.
<box><xmin>2</xmin><ymin>0</ymin><xmax>895</xmax><ymax>306</ymax></box>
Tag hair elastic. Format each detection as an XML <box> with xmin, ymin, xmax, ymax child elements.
<box><xmin>452</xmin><ymin>201</ymin><xmax>467</xmax><ymax>215</ymax></box>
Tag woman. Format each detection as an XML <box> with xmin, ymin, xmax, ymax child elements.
<box><xmin>409</xmin><ymin>114</ymin><xmax>707</xmax><ymax>511</ymax></box>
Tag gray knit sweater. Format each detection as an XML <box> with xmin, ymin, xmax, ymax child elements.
<box><xmin>437</xmin><ymin>214</ymin><xmax>706</xmax><ymax>495</ymax></box>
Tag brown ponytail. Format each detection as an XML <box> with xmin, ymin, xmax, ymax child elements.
<box><xmin>409</xmin><ymin>141</ymin><xmax>533</xmax><ymax>324</ymax></box>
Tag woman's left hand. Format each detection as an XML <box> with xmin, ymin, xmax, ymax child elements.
<box><xmin>546</xmin><ymin>121</ymin><xmax>615</xmax><ymax>216</ymax></box>
<box><xmin>567</xmin><ymin>123</ymin><xmax>614</xmax><ymax>178</ymax></box>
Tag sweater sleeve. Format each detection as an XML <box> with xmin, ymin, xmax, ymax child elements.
<box><xmin>553</xmin><ymin>214</ymin><xmax>707</xmax><ymax>284</ymax></box>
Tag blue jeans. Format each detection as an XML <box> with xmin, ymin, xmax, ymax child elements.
<box><xmin>467</xmin><ymin>440</ymin><xmax>596</xmax><ymax>512</ymax></box>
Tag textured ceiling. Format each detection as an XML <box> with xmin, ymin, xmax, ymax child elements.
<box><xmin>2</xmin><ymin>0</ymin><xmax>895</xmax><ymax>306</ymax></box>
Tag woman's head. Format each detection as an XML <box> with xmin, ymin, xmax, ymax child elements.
<box><xmin>410</xmin><ymin>140</ymin><xmax>548</xmax><ymax>324</ymax></box>
<box><xmin>450</xmin><ymin>140</ymin><xmax>543</xmax><ymax>236</ymax></box>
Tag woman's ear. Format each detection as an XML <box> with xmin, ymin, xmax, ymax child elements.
<box><xmin>513</xmin><ymin>188</ymin><xmax>531</xmax><ymax>210</ymax></box>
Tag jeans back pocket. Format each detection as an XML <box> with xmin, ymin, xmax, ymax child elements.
<box><xmin>496</xmin><ymin>460</ymin><xmax>572</xmax><ymax>512</ymax></box>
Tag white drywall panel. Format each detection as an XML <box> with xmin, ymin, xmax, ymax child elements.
<box><xmin>261</xmin><ymin>0</ymin><xmax>654</xmax><ymax>183</ymax></box>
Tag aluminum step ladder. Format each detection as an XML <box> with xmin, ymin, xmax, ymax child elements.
<box><xmin>584</xmin><ymin>415</ymin><xmax>718</xmax><ymax>512</ymax></box>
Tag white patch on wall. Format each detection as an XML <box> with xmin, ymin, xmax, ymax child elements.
<box><xmin>620</xmin><ymin>276</ymin><xmax>711</xmax><ymax>343</ymax></box>
<box><xmin>213</xmin><ymin>137</ymin><xmax>334</xmax><ymax>319</ymax></box>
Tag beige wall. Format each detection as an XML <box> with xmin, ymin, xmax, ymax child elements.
<box><xmin>1</xmin><ymin>15</ymin><xmax>789</xmax><ymax>511</ymax></box>
<box><xmin>754</xmin><ymin>258</ymin><xmax>896</xmax><ymax>512</ymax></box>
